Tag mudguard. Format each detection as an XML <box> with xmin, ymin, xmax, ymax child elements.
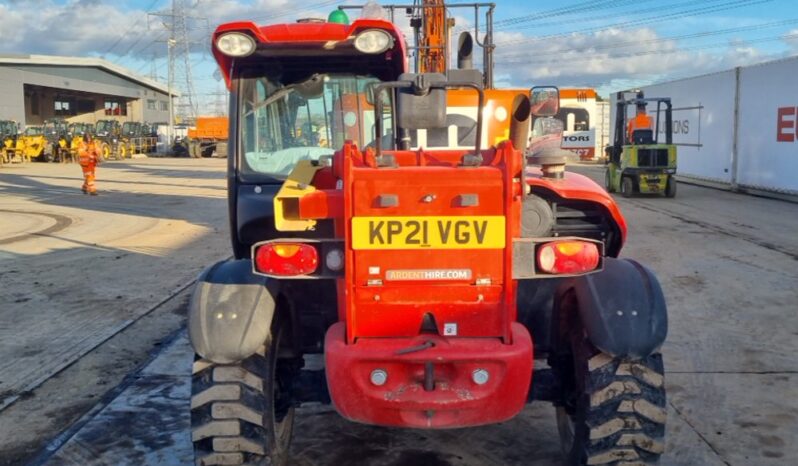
<box><xmin>188</xmin><ymin>259</ymin><xmax>279</xmax><ymax>364</ymax></box>
<box><xmin>557</xmin><ymin>257</ymin><xmax>667</xmax><ymax>359</ymax></box>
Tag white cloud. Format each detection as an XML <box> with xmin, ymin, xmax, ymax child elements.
<box><xmin>783</xmin><ymin>28</ymin><xmax>798</xmax><ymax>52</ymax></box>
<box><xmin>487</xmin><ymin>27</ymin><xmax>773</xmax><ymax>92</ymax></box>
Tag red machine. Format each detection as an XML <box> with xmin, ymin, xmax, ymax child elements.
<box><xmin>188</xmin><ymin>5</ymin><xmax>668</xmax><ymax>466</ymax></box>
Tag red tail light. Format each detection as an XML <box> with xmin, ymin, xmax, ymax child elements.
<box><xmin>537</xmin><ymin>240</ymin><xmax>600</xmax><ymax>274</ymax></box>
<box><xmin>254</xmin><ymin>243</ymin><xmax>318</xmax><ymax>276</ymax></box>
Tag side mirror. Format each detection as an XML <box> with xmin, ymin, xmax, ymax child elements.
<box><xmin>396</xmin><ymin>73</ymin><xmax>447</xmax><ymax>130</ymax></box>
<box><xmin>530</xmin><ymin>86</ymin><xmax>560</xmax><ymax>117</ymax></box>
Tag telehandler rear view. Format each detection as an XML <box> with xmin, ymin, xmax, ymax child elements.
<box><xmin>188</xmin><ymin>4</ymin><xmax>669</xmax><ymax>466</ymax></box>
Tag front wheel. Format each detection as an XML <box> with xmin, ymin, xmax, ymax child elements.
<box><xmin>621</xmin><ymin>177</ymin><xmax>634</xmax><ymax>198</ymax></box>
<box><xmin>557</xmin><ymin>337</ymin><xmax>667</xmax><ymax>465</ymax></box>
<box><xmin>604</xmin><ymin>168</ymin><xmax>615</xmax><ymax>193</ymax></box>
<box><xmin>191</xmin><ymin>323</ymin><xmax>296</xmax><ymax>466</ymax></box>
<box><xmin>665</xmin><ymin>177</ymin><xmax>677</xmax><ymax>198</ymax></box>
<box><xmin>101</xmin><ymin>143</ymin><xmax>111</xmax><ymax>161</ymax></box>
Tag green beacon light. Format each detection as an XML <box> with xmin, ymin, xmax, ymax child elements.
<box><xmin>328</xmin><ymin>9</ymin><xmax>350</xmax><ymax>25</ymax></box>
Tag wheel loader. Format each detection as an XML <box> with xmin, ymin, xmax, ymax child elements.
<box><xmin>188</xmin><ymin>4</ymin><xmax>669</xmax><ymax>466</ymax></box>
<box><xmin>1</xmin><ymin>120</ymin><xmax>20</xmax><ymax>164</ymax></box>
<box><xmin>41</xmin><ymin>119</ymin><xmax>71</xmax><ymax>163</ymax></box>
<box><xmin>18</xmin><ymin>126</ymin><xmax>46</xmax><ymax>162</ymax></box>
<box><xmin>605</xmin><ymin>91</ymin><xmax>678</xmax><ymax>198</ymax></box>
<box><xmin>121</xmin><ymin>121</ymin><xmax>144</xmax><ymax>155</ymax></box>
<box><xmin>95</xmin><ymin>119</ymin><xmax>123</xmax><ymax>160</ymax></box>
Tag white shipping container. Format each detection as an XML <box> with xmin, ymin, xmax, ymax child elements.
<box><xmin>737</xmin><ymin>58</ymin><xmax>798</xmax><ymax>195</ymax></box>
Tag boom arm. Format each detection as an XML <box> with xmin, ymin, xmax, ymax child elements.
<box><xmin>418</xmin><ymin>0</ymin><xmax>449</xmax><ymax>74</ymax></box>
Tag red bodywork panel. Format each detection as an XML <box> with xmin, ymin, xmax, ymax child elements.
<box><xmin>212</xmin><ymin>19</ymin><xmax>408</xmax><ymax>90</ymax></box>
<box><xmin>325</xmin><ymin>322</ymin><xmax>533</xmax><ymax>428</ymax></box>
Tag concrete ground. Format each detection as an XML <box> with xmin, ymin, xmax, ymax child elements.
<box><xmin>1</xmin><ymin>158</ymin><xmax>796</xmax><ymax>466</ymax></box>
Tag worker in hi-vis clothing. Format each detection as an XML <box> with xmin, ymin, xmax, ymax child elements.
<box><xmin>627</xmin><ymin>100</ymin><xmax>654</xmax><ymax>142</ymax></box>
<box><xmin>78</xmin><ymin>133</ymin><xmax>100</xmax><ymax>195</ymax></box>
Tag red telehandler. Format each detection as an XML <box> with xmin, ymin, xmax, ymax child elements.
<box><xmin>188</xmin><ymin>4</ymin><xmax>668</xmax><ymax>465</ymax></box>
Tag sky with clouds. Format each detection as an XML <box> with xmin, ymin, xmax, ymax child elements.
<box><xmin>1</xmin><ymin>0</ymin><xmax>796</xmax><ymax>110</ymax></box>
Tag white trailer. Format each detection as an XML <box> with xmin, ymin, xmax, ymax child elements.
<box><xmin>613</xmin><ymin>56</ymin><xmax>798</xmax><ymax>198</ymax></box>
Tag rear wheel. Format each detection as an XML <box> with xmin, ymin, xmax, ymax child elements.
<box><xmin>190</xmin><ymin>141</ymin><xmax>201</xmax><ymax>158</ymax></box>
<box><xmin>191</xmin><ymin>322</ymin><xmax>295</xmax><ymax>466</ymax></box>
<box><xmin>621</xmin><ymin>177</ymin><xmax>633</xmax><ymax>198</ymax></box>
<box><xmin>557</xmin><ymin>336</ymin><xmax>666</xmax><ymax>465</ymax></box>
<box><xmin>665</xmin><ymin>177</ymin><xmax>676</xmax><ymax>198</ymax></box>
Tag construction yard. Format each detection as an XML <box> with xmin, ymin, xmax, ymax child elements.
<box><xmin>0</xmin><ymin>157</ymin><xmax>794</xmax><ymax>465</ymax></box>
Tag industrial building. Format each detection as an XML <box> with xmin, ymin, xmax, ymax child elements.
<box><xmin>0</xmin><ymin>54</ymin><xmax>175</xmax><ymax>127</ymax></box>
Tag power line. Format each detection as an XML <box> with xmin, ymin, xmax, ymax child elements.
<box><xmin>496</xmin><ymin>0</ymin><xmax>772</xmax><ymax>46</ymax></box>
<box><xmin>494</xmin><ymin>0</ymin><xmax>653</xmax><ymax>29</ymax></box>
<box><xmin>497</xmin><ymin>0</ymin><xmax>736</xmax><ymax>32</ymax></box>
<box><xmin>496</xmin><ymin>17</ymin><xmax>798</xmax><ymax>60</ymax></box>
<box><xmin>102</xmin><ymin>0</ymin><xmax>162</xmax><ymax>57</ymax></box>
<box><xmin>499</xmin><ymin>31</ymin><xmax>798</xmax><ymax>66</ymax></box>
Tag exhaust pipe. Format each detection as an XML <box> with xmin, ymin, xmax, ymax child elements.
<box><xmin>509</xmin><ymin>93</ymin><xmax>531</xmax><ymax>152</ymax></box>
<box><xmin>457</xmin><ymin>32</ymin><xmax>474</xmax><ymax>70</ymax></box>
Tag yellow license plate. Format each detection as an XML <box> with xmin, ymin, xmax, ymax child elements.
<box><xmin>351</xmin><ymin>216</ymin><xmax>505</xmax><ymax>250</ymax></box>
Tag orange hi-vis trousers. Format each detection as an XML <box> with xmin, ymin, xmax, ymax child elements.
<box><xmin>79</xmin><ymin>144</ymin><xmax>98</xmax><ymax>194</ymax></box>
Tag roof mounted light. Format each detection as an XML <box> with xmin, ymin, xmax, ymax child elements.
<box><xmin>216</xmin><ymin>32</ymin><xmax>256</xmax><ymax>57</ymax></box>
<box><xmin>354</xmin><ymin>29</ymin><xmax>394</xmax><ymax>54</ymax></box>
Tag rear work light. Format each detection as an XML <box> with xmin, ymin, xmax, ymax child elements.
<box><xmin>215</xmin><ymin>32</ymin><xmax>256</xmax><ymax>57</ymax></box>
<box><xmin>537</xmin><ymin>240</ymin><xmax>600</xmax><ymax>275</ymax></box>
<box><xmin>254</xmin><ymin>243</ymin><xmax>318</xmax><ymax>276</ymax></box>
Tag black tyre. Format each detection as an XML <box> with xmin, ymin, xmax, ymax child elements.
<box><xmin>44</xmin><ymin>151</ymin><xmax>54</xmax><ymax>163</ymax></box>
<box><xmin>557</xmin><ymin>336</ymin><xmax>666</xmax><ymax>465</ymax></box>
<box><xmin>191</xmin><ymin>323</ymin><xmax>295</xmax><ymax>466</ymax></box>
<box><xmin>604</xmin><ymin>168</ymin><xmax>614</xmax><ymax>193</ymax></box>
<box><xmin>621</xmin><ymin>177</ymin><xmax>633</xmax><ymax>198</ymax></box>
<box><xmin>665</xmin><ymin>178</ymin><xmax>676</xmax><ymax>198</ymax></box>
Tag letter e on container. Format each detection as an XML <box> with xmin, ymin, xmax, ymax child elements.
<box><xmin>776</xmin><ymin>107</ymin><xmax>796</xmax><ymax>142</ymax></box>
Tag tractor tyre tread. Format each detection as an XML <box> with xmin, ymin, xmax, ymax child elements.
<box><xmin>568</xmin><ymin>340</ymin><xmax>667</xmax><ymax>465</ymax></box>
<box><xmin>191</xmin><ymin>350</ymin><xmax>276</xmax><ymax>466</ymax></box>
<box><xmin>191</xmin><ymin>326</ymin><xmax>293</xmax><ymax>466</ymax></box>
